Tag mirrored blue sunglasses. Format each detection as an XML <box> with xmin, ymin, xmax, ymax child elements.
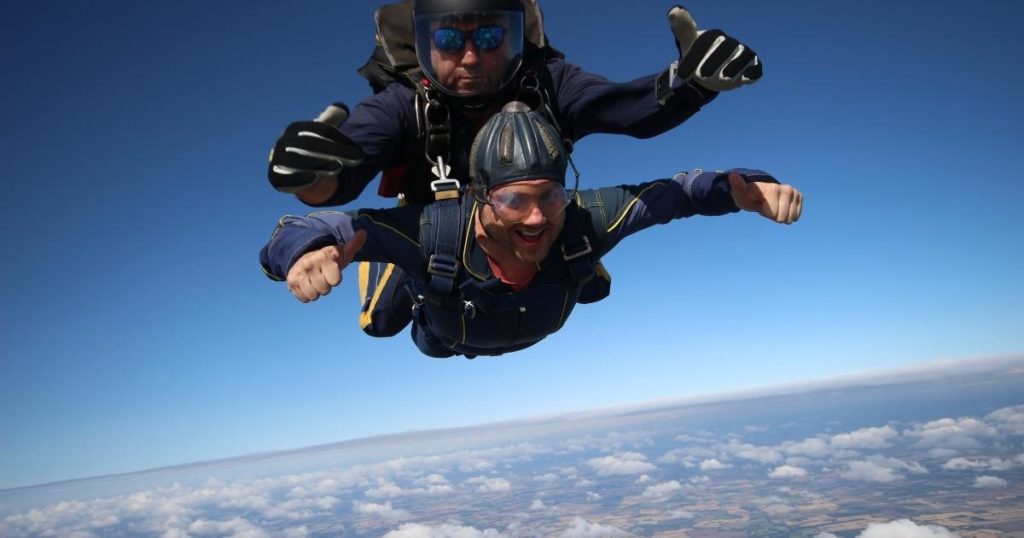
<box><xmin>432</xmin><ymin>26</ymin><xmax>506</xmax><ymax>52</ymax></box>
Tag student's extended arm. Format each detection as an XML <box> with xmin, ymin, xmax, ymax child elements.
<box><xmin>581</xmin><ymin>168</ymin><xmax>802</xmax><ymax>256</ymax></box>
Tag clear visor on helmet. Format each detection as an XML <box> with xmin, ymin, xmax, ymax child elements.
<box><xmin>414</xmin><ymin>10</ymin><xmax>524</xmax><ymax>97</ymax></box>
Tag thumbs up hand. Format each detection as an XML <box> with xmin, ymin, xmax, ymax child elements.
<box><xmin>286</xmin><ymin>229</ymin><xmax>368</xmax><ymax>303</ymax></box>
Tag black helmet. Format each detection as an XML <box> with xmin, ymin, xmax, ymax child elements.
<box><xmin>469</xmin><ymin>101</ymin><xmax>567</xmax><ymax>196</ymax></box>
<box><xmin>413</xmin><ymin>0</ymin><xmax>525</xmax><ymax>99</ymax></box>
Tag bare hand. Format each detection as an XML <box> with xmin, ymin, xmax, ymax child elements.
<box><xmin>286</xmin><ymin>229</ymin><xmax>367</xmax><ymax>303</ymax></box>
<box><xmin>728</xmin><ymin>173</ymin><xmax>803</xmax><ymax>224</ymax></box>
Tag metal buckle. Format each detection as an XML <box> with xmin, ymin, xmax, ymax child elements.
<box><xmin>463</xmin><ymin>300</ymin><xmax>477</xmax><ymax>319</ymax></box>
<box><xmin>430</xmin><ymin>178</ymin><xmax>461</xmax><ymax>192</ymax></box>
<box><xmin>561</xmin><ymin>236</ymin><xmax>592</xmax><ymax>261</ymax></box>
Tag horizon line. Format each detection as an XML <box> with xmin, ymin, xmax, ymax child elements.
<box><xmin>4</xmin><ymin>352</ymin><xmax>1021</xmax><ymax>492</ymax></box>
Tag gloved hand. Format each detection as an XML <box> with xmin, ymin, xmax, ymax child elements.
<box><xmin>668</xmin><ymin>6</ymin><xmax>762</xmax><ymax>92</ymax></box>
<box><xmin>268</xmin><ymin>103</ymin><xmax>365</xmax><ymax>193</ymax></box>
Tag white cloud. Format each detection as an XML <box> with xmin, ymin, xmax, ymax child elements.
<box><xmin>533</xmin><ymin>473</ymin><xmax>559</xmax><ymax>483</ymax></box>
<box><xmin>840</xmin><ymin>460</ymin><xmax>901</xmax><ymax>483</ymax></box>
<box><xmin>584</xmin><ymin>452</ymin><xmax>657</xmax><ymax>476</ymax></box>
<box><xmin>905</xmin><ymin>418</ymin><xmax>997</xmax><ymax>449</ymax></box>
<box><xmin>352</xmin><ymin>501</ymin><xmax>411</xmax><ymax>522</ymax></box>
<box><xmin>986</xmin><ymin>404</ymin><xmax>1024</xmax><ymax>434</ymax></box>
<box><xmin>858</xmin><ymin>519</ymin><xmax>960</xmax><ymax>537</ymax></box>
<box><xmin>782</xmin><ymin>437</ymin><xmax>830</xmax><ymax>458</ymax></box>
<box><xmin>557</xmin><ymin>517</ymin><xmax>634</xmax><ymax>537</ymax></box>
<box><xmin>641</xmin><ymin>481</ymin><xmax>682</xmax><ymax>499</ymax></box>
<box><xmin>942</xmin><ymin>457</ymin><xmax>1017</xmax><ymax>471</ymax></box>
<box><xmin>942</xmin><ymin>457</ymin><xmax>985</xmax><ymax>470</ymax></box>
<box><xmin>531</xmin><ymin>499</ymin><xmax>545</xmax><ymax>509</ymax></box>
<box><xmin>868</xmin><ymin>456</ymin><xmax>928</xmax><ymax>475</ymax></box>
<box><xmin>769</xmin><ymin>465</ymin><xmax>807</xmax><ymax>479</ymax></box>
<box><xmin>466</xmin><ymin>477</ymin><xmax>511</xmax><ymax>493</ymax></box>
<box><xmin>0</xmin><ymin>470</ymin><xmax>366</xmax><ymax>538</ymax></box>
<box><xmin>634</xmin><ymin>474</ymin><xmax>652</xmax><ymax>484</ymax></box>
<box><xmin>382</xmin><ymin>523</ymin><xmax>507</xmax><ymax>537</ymax></box>
<box><xmin>699</xmin><ymin>459</ymin><xmax>730</xmax><ymax>471</ymax></box>
<box><xmin>987</xmin><ymin>458</ymin><xmax>1018</xmax><ymax>471</ymax></box>
<box><xmin>830</xmin><ymin>426</ymin><xmax>898</xmax><ymax>450</ymax></box>
<box><xmin>458</xmin><ymin>460</ymin><xmax>495</xmax><ymax>472</ymax></box>
<box><xmin>187</xmin><ymin>517</ymin><xmax>269</xmax><ymax>537</ymax></box>
<box><xmin>720</xmin><ymin>440</ymin><xmax>782</xmax><ymax>464</ymax></box>
<box><xmin>926</xmin><ymin>448</ymin><xmax>960</xmax><ymax>459</ymax></box>
<box><xmin>366</xmin><ymin>478</ymin><xmax>454</xmax><ymax>499</ymax></box>
<box><xmin>412</xmin><ymin>474</ymin><xmax>450</xmax><ymax>487</ymax></box>
<box><xmin>973</xmin><ymin>476</ymin><xmax>1007</xmax><ymax>488</ymax></box>
<box><xmin>658</xmin><ymin>447</ymin><xmax>716</xmax><ymax>464</ymax></box>
<box><xmin>585</xmin><ymin>492</ymin><xmax>602</xmax><ymax>501</ymax></box>
<box><xmin>367</xmin><ymin>480</ymin><xmax>406</xmax><ymax>498</ymax></box>
<box><xmin>281</xmin><ymin>527</ymin><xmax>310</xmax><ymax>538</ymax></box>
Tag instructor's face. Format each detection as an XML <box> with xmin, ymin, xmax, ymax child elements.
<box><xmin>477</xmin><ymin>179</ymin><xmax>567</xmax><ymax>265</ymax></box>
<box><xmin>430</xmin><ymin>20</ymin><xmax>511</xmax><ymax>94</ymax></box>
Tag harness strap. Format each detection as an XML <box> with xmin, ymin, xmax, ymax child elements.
<box><xmin>559</xmin><ymin>202</ymin><xmax>595</xmax><ymax>284</ymax></box>
<box><xmin>422</xmin><ymin>158</ymin><xmax>463</xmax><ymax>297</ymax></box>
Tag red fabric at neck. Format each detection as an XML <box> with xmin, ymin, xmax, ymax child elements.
<box><xmin>487</xmin><ymin>256</ymin><xmax>538</xmax><ymax>292</ymax></box>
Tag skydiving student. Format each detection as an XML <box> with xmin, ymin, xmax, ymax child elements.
<box><xmin>265</xmin><ymin>0</ymin><xmax>765</xmax><ymax>338</ymax></box>
<box><xmin>260</xmin><ymin>102</ymin><xmax>803</xmax><ymax>358</ymax></box>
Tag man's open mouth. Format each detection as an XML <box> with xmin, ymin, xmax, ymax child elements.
<box><xmin>515</xmin><ymin>229</ymin><xmax>545</xmax><ymax>245</ymax></box>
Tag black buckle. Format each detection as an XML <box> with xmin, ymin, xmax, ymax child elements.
<box><xmin>561</xmin><ymin>236</ymin><xmax>592</xmax><ymax>261</ymax></box>
<box><xmin>427</xmin><ymin>254</ymin><xmax>458</xmax><ymax>278</ymax></box>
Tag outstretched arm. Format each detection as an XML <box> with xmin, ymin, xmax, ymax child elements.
<box><xmin>553</xmin><ymin>7</ymin><xmax>762</xmax><ymax>141</ymax></box>
<box><xmin>286</xmin><ymin>231</ymin><xmax>367</xmax><ymax>303</ymax></box>
<box><xmin>580</xmin><ymin>168</ymin><xmax>803</xmax><ymax>256</ymax></box>
<box><xmin>259</xmin><ymin>205</ymin><xmax>423</xmax><ymax>291</ymax></box>
<box><xmin>727</xmin><ymin>172</ymin><xmax>803</xmax><ymax>224</ymax></box>
<box><xmin>267</xmin><ymin>86</ymin><xmax>417</xmax><ymax>207</ymax></box>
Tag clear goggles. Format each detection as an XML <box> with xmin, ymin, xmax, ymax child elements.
<box><xmin>486</xmin><ymin>183</ymin><xmax>571</xmax><ymax>223</ymax></box>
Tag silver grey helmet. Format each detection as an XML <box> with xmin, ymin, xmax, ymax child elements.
<box><xmin>469</xmin><ymin>101</ymin><xmax>567</xmax><ymax>196</ymax></box>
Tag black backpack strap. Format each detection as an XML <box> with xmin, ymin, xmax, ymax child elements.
<box><xmin>559</xmin><ymin>199</ymin><xmax>595</xmax><ymax>285</ymax></box>
<box><xmin>419</xmin><ymin>160</ymin><xmax>464</xmax><ymax>297</ymax></box>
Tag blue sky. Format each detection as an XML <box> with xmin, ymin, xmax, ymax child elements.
<box><xmin>1</xmin><ymin>0</ymin><xmax>1022</xmax><ymax>490</ymax></box>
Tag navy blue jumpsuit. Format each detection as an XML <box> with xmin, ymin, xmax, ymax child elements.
<box><xmin>261</xmin><ymin>169</ymin><xmax>775</xmax><ymax>358</ymax></box>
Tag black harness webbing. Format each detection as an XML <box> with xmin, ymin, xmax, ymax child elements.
<box><xmin>418</xmin><ymin>199</ymin><xmax>596</xmax><ymax>318</ymax></box>
<box><xmin>422</xmin><ymin>163</ymin><xmax>463</xmax><ymax>298</ymax></box>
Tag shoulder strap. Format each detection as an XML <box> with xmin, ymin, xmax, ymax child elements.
<box><xmin>419</xmin><ymin>162</ymin><xmax>464</xmax><ymax>298</ymax></box>
<box><xmin>559</xmin><ymin>198</ymin><xmax>596</xmax><ymax>284</ymax></box>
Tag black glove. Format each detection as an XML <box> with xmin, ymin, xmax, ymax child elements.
<box><xmin>267</xmin><ymin>103</ymin><xmax>365</xmax><ymax>193</ymax></box>
<box><xmin>668</xmin><ymin>6</ymin><xmax>762</xmax><ymax>92</ymax></box>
